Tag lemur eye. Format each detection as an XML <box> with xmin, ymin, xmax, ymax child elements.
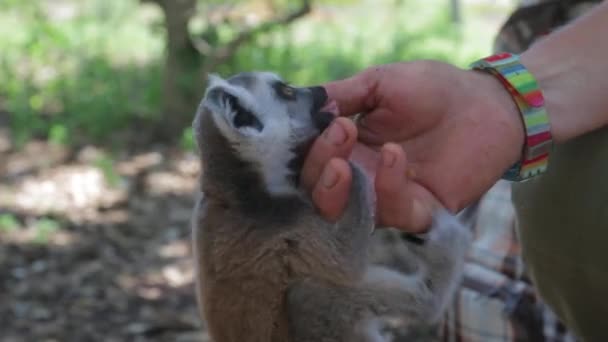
<box><xmin>274</xmin><ymin>82</ymin><xmax>296</xmax><ymax>100</ymax></box>
<box><xmin>281</xmin><ymin>85</ymin><xmax>295</xmax><ymax>98</ymax></box>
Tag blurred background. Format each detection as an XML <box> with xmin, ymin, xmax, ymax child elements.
<box><xmin>0</xmin><ymin>0</ymin><xmax>520</xmax><ymax>341</ymax></box>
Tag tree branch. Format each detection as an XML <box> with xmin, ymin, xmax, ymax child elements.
<box><xmin>191</xmin><ymin>36</ymin><xmax>214</xmax><ymax>56</ymax></box>
<box><xmin>201</xmin><ymin>0</ymin><xmax>312</xmax><ymax>75</ymax></box>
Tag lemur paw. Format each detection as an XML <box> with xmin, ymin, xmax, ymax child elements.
<box><xmin>425</xmin><ymin>208</ymin><xmax>472</xmax><ymax>253</ymax></box>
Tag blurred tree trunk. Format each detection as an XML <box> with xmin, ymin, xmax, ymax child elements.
<box><xmin>142</xmin><ymin>0</ymin><xmax>312</xmax><ymax>141</ymax></box>
<box><xmin>449</xmin><ymin>0</ymin><xmax>461</xmax><ymax>24</ymax></box>
<box><xmin>144</xmin><ymin>0</ymin><xmax>201</xmax><ymax>140</ymax></box>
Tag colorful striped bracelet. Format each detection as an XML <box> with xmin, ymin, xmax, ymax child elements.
<box><xmin>470</xmin><ymin>52</ymin><xmax>553</xmax><ymax>182</ymax></box>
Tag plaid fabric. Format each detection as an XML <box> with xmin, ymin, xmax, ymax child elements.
<box><xmin>437</xmin><ymin>2</ymin><xmax>601</xmax><ymax>340</ymax></box>
<box><xmin>439</xmin><ymin>181</ymin><xmax>577</xmax><ymax>341</ymax></box>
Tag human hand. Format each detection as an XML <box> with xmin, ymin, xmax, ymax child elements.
<box><xmin>301</xmin><ymin>61</ymin><xmax>525</xmax><ymax>233</ymax></box>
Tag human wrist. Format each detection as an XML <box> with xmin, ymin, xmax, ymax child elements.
<box><xmin>470</xmin><ymin>53</ymin><xmax>557</xmax><ymax>181</ymax></box>
<box><xmin>469</xmin><ymin>70</ymin><xmax>526</xmax><ymax>169</ymax></box>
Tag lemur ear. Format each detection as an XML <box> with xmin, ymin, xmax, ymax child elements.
<box><xmin>203</xmin><ymin>74</ymin><xmax>230</xmax><ymax>111</ymax></box>
<box><xmin>203</xmin><ymin>75</ymin><xmax>263</xmax><ymax>134</ymax></box>
<box><xmin>204</xmin><ymin>86</ymin><xmax>230</xmax><ymax>111</ymax></box>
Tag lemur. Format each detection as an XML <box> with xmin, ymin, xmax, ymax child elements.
<box><xmin>191</xmin><ymin>71</ymin><xmax>473</xmax><ymax>342</ymax></box>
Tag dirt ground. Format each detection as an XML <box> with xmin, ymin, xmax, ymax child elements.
<box><xmin>0</xmin><ymin>131</ymin><xmax>209</xmax><ymax>341</ymax></box>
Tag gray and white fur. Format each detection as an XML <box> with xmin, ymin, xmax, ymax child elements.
<box><xmin>191</xmin><ymin>71</ymin><xmax>473</xmax><ymax>342</ymax></box>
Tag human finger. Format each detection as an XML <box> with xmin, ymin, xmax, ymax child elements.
<box><xmin>311</xmin><ymin>158</ymin><xmax>352</xmax><ymax>221</ymax></box>
<box><xmin>300</xmin><ymin>118</ymin><xmax>357</xmax><ymax>190</ymax></box>
<box><xmin>374</xmin><ymin>143</ymin><xmax>434</xmax><ymax>233</ymax></box>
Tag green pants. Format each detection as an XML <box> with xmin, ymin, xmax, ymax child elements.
<box><xmin>512</xmin><ymin>127</ymin><xmax>608</xmax><ymax>341</ymax></box>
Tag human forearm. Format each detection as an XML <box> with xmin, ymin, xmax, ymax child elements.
<box><xmin>521</xmin><ymin>1</ymin><xmax>608</xmax><ymax>143</ymax></box>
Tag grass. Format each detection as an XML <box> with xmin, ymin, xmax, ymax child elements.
<box><xmin>93</xmin><ymin>154</ymin><xmax>123</xmax><ymax>188</ymax></box>
<box><xmin>0</xmin><ymin>213</ymin><xmax>61</xmax><ymax>244</ymax></box>
<box><xmin>0</xmin><ymin>0</ymin><xmax>511</xmax><ymax>149</ymax></box>
<box><xmin>0</xmin><ymin>213</ymin><xmax>20</xmax><ymax>233</ymax></box>
<box><xmin>33</xmin><ymin>218</ymin><xmax>61</xmax><ymax>244</ymax></box>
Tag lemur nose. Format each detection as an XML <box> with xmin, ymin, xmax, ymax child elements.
<box><xmin>305</xmin><ymin>86</ymin><xmax>333</xmax><ymax>131</ymax></box>
<box><xmin>308</xmin><ymin>86</ymin><xmax>328</xmax><ymax>113</ymax></box>
<box><xmin>306</xmin><ymin>86</ymin><xmax>335</xmax><ymax>131</ymax></box>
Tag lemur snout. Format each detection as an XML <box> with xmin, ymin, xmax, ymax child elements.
<box><xmin>307</xmin><ymin>86</ymin><xmax>336</xmax><ymax>131</ymax></box>
<box><xmin>308</xmin><ymin>86</ymin><xmax>328</xmax><ymax>112</ymax></box>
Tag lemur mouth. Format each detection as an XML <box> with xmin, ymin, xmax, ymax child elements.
<box><xmin>320</xmin><ymin>100</ymin><xmax>339</xmax><ymax>115</ymax></box>
<box><xmin>308</xmin><ymin>86</ymin><xmax>339</xmax><ymax>132</ymax></box>
<box><xmin>312</xmin><ymin>100</ymin><xmax>339</xmax><ymax>131</ymax></box>
<box><xmin>288</xmin><ymin>99</ymin><xmax>339</xmax><ymax>186</ymax></box>
<box><xmin>288</xmin><ymin>89</ymin><xmax>341</xmax><ymax>186</ymax></box>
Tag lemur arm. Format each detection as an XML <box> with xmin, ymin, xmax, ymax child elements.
<box><xmin>328</xmin><ymin>163</ymin><xmax>376</xmax><ymax>259</ymax></box>
<box><xmin>360</xmin><ymin>209</ymin><xmax>472</xmax><ymax>322</ymax></box>
<box><xmin>288</xmin><ymin>209</ymin><xmax>471</xmax><ymax>342</ymax></box>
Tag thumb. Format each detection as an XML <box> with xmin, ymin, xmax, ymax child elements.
<box><xmin>311</xmin><ymin>158</ymin><xmax>352</xmax><ymax>222</ymax></box>
<box><xmin>323</xmin><ymin>67</ymin><xmax>379</xmax><ymax>117</ymax></box>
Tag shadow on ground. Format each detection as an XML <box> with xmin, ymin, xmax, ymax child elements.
<box><xmin>0</xmin><ymin>131</ymin><xmax>208</xmax><ymax>342</ymax></box>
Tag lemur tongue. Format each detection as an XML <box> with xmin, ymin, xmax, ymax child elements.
<box><xmin>320</xmin><ymin>99</ymin><xmax>339</xmax><ymax>116</ymax></box>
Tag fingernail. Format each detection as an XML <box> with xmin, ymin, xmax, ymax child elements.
<box><xmin>381</xmin><ymin>149</ymin><xmax>396</xmax><ymax>168</ymax></box>
<box><xmin>324</xmin><ymin>122</ymin><xmax>347</xmax><ymax>145</ymax></box>
<box><xmin>321</xmin><ymin>165</ymin><xmax>339</xmax><ymax>189</ymax></box>
<box><xmin>406</xmin><ymin>168</ymin><xmax>416</xmax><ymax>178</ymax></box>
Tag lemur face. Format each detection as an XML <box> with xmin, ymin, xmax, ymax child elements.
<box><xmin>195</xmin><ymin>72</ymin><xmax>337</xmax><ymax>195</ymax></box>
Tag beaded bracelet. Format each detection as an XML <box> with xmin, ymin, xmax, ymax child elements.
<box><xmin>470</xmin><ymin>52</ymin><xmax>553</xmax><ymax>182</ymax></box>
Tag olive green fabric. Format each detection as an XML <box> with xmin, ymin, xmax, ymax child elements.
<box><xmin>512</xmin><ymin>127</ymin><xmax>608</xmax><ymax>341</ymax></box>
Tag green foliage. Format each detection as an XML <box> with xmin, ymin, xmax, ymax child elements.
<box><xmin>0</xmin><ymin>213</ymin><xmax>20</xmax><ymax>232</ymax></box>
<box><xmin>0</xmin><ymin>0</ymin><xmax>163</xmax><ymax>147</ymax></box>
<box><xmin>33</xmin><ymin>218</ymin><xmax>60</xmax><ymax>244</ymax></box>
<box><xmin>226</xmin><ymin>0</ymin><xmax>497</xmax><ymax>85</ymax></box>
<box><xmin>1</xmin><ymin>0</ymin><xmax>500</xmax><ymax>149</ymax></box>
<box><xmin>94</xmin><ymin>154</ymin><xmax>122</xmax><ymax>188</ymax></box>
<box><xmin>49</xmin><ymin>124</ymin><xmax>69</xmax><ymax>145</ymax></box>
<box><xmin>181</xmin><ymin>127</ymin><xmax>197</xmax><ymax>152</ymax></box>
